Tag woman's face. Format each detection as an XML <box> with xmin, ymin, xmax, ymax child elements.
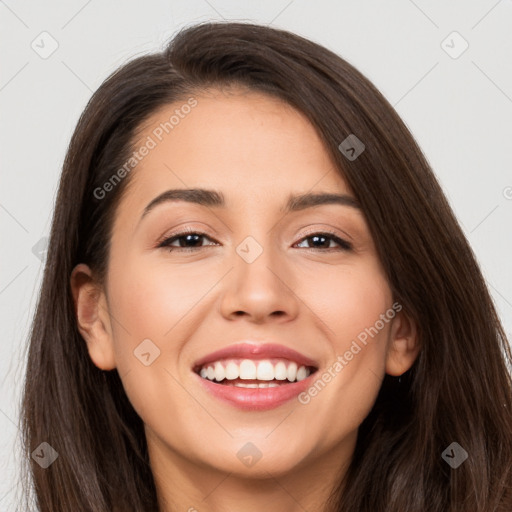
<box><xmin>73</xmin><ymin>88</ymin><xmax>418</xmax><ymax>488</ymax></box>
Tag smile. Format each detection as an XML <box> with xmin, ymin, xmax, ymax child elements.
<box><xmin>193</xmin><ymin>342</ymin><xmax>319</xmax><ymax>410</ymax></box>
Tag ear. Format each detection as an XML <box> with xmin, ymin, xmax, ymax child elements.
<box><xmin>70</xmin><ymin>263</ymin><xmax>116</xmax><ymax>370</ymax></box>
<box><xmin>385</xmin><ymin>307</ymin><xmax>420</xmax><ymax>377</ymax></box>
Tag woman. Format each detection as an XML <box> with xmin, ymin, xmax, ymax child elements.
<box><xmin>21</xmin><ymin>21</ymin><xmax>512</xmax><ymax>511</ymax></box>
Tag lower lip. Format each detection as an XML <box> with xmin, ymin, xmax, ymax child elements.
<box><xmin>195</xmin><ymin>373</ymin><xmax>316</xmax><ymax>411</ymax></box>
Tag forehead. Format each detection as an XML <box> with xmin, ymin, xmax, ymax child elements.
<box><xmin>120</xmin><ymin>89</ymin><xmax>352</xmax><ymax>216</ymax></box>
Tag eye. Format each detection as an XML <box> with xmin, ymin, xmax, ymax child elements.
<box><xmin>157</xmin><ymin>229</ymin><xmax>353</xmax><ymax>252</ymax></box>
<box><xmin>157</xmin><ymin>229</ymin><xmax>218</xmax><ymax>252</ymax></box>
<box><xmin>294</xmin><ymin>231</ymin><xmax>353</xmax><ymax>251</ymax></box>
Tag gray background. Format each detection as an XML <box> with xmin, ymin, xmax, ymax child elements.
<box><xmin>1</xmin><ymin>0</ymin><xmax>511</xmax><ymax>508</ymax></box>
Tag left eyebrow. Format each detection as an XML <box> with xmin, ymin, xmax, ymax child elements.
<box><xmin>139</xmin><ymin>187</ymin><xmax>361</xmax><ymax>223</ymax></box>
<box><xmin>282</xmin><ymin>192</ymin><xmax>361</xmax><ymax>212</ymax></box>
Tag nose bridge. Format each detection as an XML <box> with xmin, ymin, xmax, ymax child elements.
<box><xmin>236</xmin><ymin>233</ymin><xmax>281</xmax><ymax>286</ymax></box>
<box><xmin>219</xmin><ymin>232</ymin><xmax>298</xmax><ymax>322</ymax></box>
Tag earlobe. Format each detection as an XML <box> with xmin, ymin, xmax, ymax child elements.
<box><xmin>70</xmin><ymin>263</ymin><xmax>117</xmax><ymax>371</ymax></box>
<box><xmin>385</xmin><ymin>309</ymin><xmax>420</xmax><ymax>377</ymax></box>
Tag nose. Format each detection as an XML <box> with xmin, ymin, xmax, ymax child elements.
<box><xmin>219</xmin><ymin>240</ymin><xmax>300</xmax><ymax>324</ymax></box>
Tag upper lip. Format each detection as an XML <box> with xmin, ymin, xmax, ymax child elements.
<box><xmin>193</xmin><ymin>342</ymin><xmax>319</xmax><ymax>372</ymax></box>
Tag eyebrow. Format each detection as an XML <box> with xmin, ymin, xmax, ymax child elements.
<box><xmin>140</xmin><ymin>187</ymin><xmax>361</xmax><ymax>221</ymax></box>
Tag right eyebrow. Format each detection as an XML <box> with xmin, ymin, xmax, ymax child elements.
<box><xmin>140</xmin><ymin>188</ymin><xmax>225</xmax><ymax>222</ymax></box>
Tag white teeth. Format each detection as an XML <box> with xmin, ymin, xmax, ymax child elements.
<box><xmin>214</xmin><ymin>362</ymin><xmax>225</xmax><ymax>382</ymax></box>
<box><xmin>229</xmin><ymin>382</ymin><xmax>281</xmax><ymax>388</ymax></box>
<box><xmin>256</xmin><ymin>360</ymin><xmax>274</xmax><ymax>380</ymax></box>
<box><xmin>225</xmin><ymin>361</ymin><xmax>239</xmax><ymax>380</ymax></box>
<box><xmin>198</xmin><ymin>358</ymin><xmax>313</xmax><ymax>384</ymax></box>
<box><xmin>287</xmin><ymin>362</ymin><xmax>297</xmax><ymax>382</ymax></box>
<box><xmin>239</xmin><ymin>359</ymin><xmax>257</xmax><ymax>379</ymax></box>
<box><xmin>296</xmin><ymin>366</ymin><xmax>307</xmax><ymax>381</ymax></box>
<box><xmin>274</xmin><ymin>361</ymin><xmax>287</xmax><ymax>380</ymax></box>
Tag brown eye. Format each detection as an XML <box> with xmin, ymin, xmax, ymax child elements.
<box><xmin>158</xmin><ymin>231</ymin><xmax>218</xmax><ymax>252</ymax></box>
<box><xmin>295</xmin><ymin>232</ymin><xmax>352</xmax><ymax>251</ymax></box>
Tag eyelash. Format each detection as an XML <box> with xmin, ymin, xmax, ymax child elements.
<box><xmin>157</xmin><ymin>228</ymin><xmax>353</xmax><ymax>252</ymax></box>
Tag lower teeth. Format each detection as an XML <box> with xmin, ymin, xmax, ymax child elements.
<box><xmin>225</xmin><ymin>381</ymin><xmax>282</xmax><ymax>388</ymax></box>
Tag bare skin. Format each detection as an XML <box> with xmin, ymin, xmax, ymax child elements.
<box><xmin>71</xmin><ymin>87</ymin><xmax>419</xmax><ymax>512</ymax></box>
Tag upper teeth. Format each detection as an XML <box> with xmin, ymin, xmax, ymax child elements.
<box><xmin>198</xmin><ymin>359</ymin><xmax>311</xmax><ymax>383</ymax></box>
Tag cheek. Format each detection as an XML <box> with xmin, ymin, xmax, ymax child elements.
<box><xmin>104</xmin><ymin>255</ymin><xmax>220</xmax><ymax>418</ymax></box>
<box><xmin>303</xmin><ymin>259</ymin><xmax>392</xmax><ymax>349</ymax></box>
<box><xmin>295</xmin><ymin>261</ymin><xmax>393</xmax><ymax>429</ymax></box>
<box><xmin>108</xmin><ymin>254</ymin><xmax>215</xmax><ymax>348</ymax></box>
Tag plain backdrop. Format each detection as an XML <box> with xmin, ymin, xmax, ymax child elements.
<box><xmin>1</xmin><ymin>0</ymin><xmax>511</xmax><ymax>509</ymax></box>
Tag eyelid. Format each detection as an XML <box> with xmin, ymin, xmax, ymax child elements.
<box><xmin>155</xmin><ymin>223</ymin><xmax>217</xmax><ymax>243</ymax></box>
<box><xmin>297</xmin><ymin>223</ymin><xmax>353</xmax><ymax>241</ymax></box>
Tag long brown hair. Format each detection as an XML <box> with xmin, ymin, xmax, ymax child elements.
<box><xmin>20</xmin><ymin>21</ymin><xmax>512</xmax><ymax>511</ymax></box>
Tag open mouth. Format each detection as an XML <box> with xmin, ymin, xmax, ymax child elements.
<box><xmin>194</xmin><ymin>358</ymin><xmax>318</xmax><ymax>388</ymax></box>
